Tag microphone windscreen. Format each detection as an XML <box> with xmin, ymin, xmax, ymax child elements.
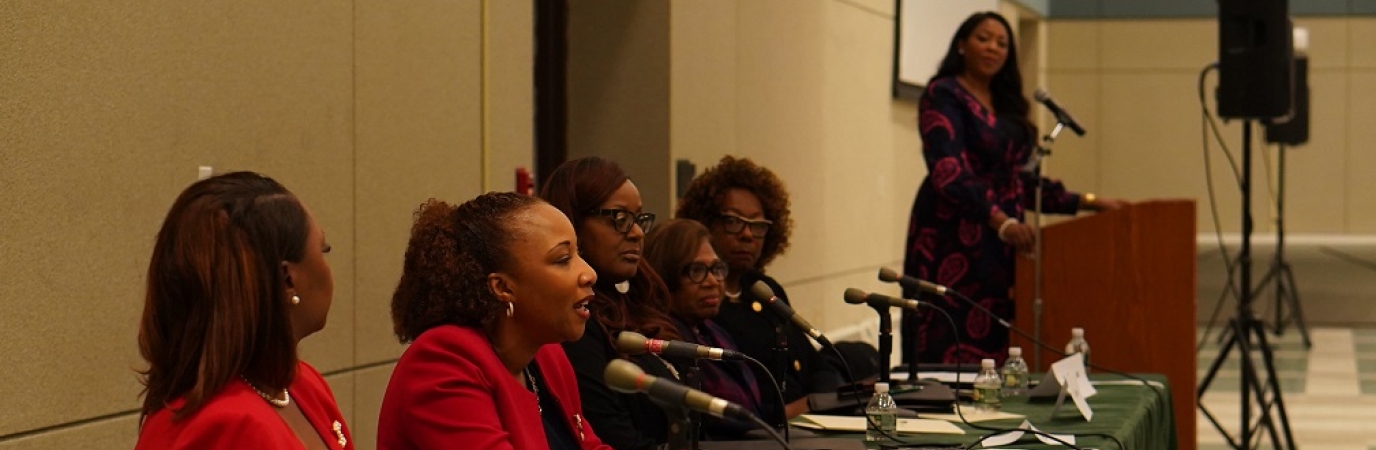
<box><xmin>746</xmin><ymin>280</ymin><xmax>775</xmax><ymax>302</ymax></box>
<box><xmin>615</xmin><ymin>331</ymin><xmax>648</xmax><ymax>354</ymax></box>
<box><xmin>843</xmin><ymin>288</ymin><xmax>869</xmax><ymax>305</ymax></box>
<box><xmin>1034</xmin><ymin>88</ymin><xmax>1050</xmax><ymax>101</ymax></box>
<box><xmin>877</xmin><ymin>267</ymin><xmax>900</xmax><ymax>283</ymax></box>
<box><xmin>603</xmin><ymin>359</ymin><xmax>645</xmax><ymax>394</ymax></box>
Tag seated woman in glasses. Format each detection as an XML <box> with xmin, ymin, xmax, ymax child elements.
<box><xmin>676</xmin><ymin>156</ymin><xmax>842</xmax><ymax>422</ymax></box>
<box><xmin>540</xmin><ymin>156</ymin><xmax>690</xmax><ymax>450</ymax></box>
<box><xmin>645</xmin><ymin>218</ymin><xmax>767</xmax><ymax>440</ymax></box>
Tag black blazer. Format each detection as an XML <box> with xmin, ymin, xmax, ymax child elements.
<box><xmin>712</xmin><ymin>272</ymin><xmax>843</xmax><ymax>424</ymax></box>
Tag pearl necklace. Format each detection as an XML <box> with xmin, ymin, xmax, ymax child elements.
<box><xmin>242</xmin><ymin>376</ymin><xmax>291</xmax><ymax>408</ymax></box>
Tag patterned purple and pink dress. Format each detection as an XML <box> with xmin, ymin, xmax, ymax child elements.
<box><xmin>900</xmin><ymin>77</ymin><xmax>1084</xmax><ymax>366</ymax></box>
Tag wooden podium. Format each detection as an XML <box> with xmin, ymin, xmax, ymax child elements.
<box><xmin>1012</xmin><ymin>199</ymin><xmax>1196</xmax><ymax>450</ymax></box>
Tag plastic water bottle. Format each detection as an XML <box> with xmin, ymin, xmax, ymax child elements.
<box><xmin>1001</xmin><ymin>347</ymin><xmax>1029</xmax><ymax>397</ymax></box>
<box><xmin>972</xmin><ymin>359</ymin><xmax>1002</xmax><ymax>413</ymax></box>
<box><xmin>865</xmin><ymin>382</ymin><xmax>897</xmax><ymax>442</ymax></box>
<box><xmin>1065</xmin><ymin>327</ymin><xmax>1091</xmax><ymax>371</ymax></box>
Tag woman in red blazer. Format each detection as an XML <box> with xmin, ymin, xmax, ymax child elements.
<box><xmin>135</xmin><ymin>172</ymin><xmax>353</xmax><ymax>450</ymax></box>
<box><xmin>379</xmin><ymin>192</ymin><xmax>612</xmax><ymax>450</ymax></box>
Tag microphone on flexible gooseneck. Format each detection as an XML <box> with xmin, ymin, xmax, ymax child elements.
<box><xmin>878</xmin><ymin>267</ymin><xmax>1016</xmax><ymax>329</ymax></box>
<box><xmin>615</xmin><ymin>331</ymin><xmax>750</xmax><ymax>361</ymax></box>
<box><xmin>604</xmin><ymin>360</ymin><xmax>794</xmax><ymax>450</ymax></box>
<box><xmin>746</xmin><ymin>280</ymin><xmax>832</xmax><ymax>348</ymax></box>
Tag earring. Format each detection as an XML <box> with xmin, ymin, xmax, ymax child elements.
<box><xmin>291</xmin><ymin>294</ymin><xmax>301</xmax><ymax>305</ymax></box>
<box><xmin>506</xmin><ymin>302</ymin><xmax>514</xmax><ymax>317</ymax></box>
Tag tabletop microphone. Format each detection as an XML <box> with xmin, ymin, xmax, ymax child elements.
<box><xmin>604</xmin><ymin>359</ymin><xmax>757</xmax><ymax>421</ymax></box>
<box><xmin>746</xmin><ymin>280</ymin><xmax>832</xmax><ymax>348</ymax></box>
<box><xmin>877</xmin><ymin>267</ymin><xmax>949</xmax><ymax>295</ymax></box>
<box><xmin>1034</xmin><ymin>88</ymin><xmax>1086</xmax><ymax>136</ymax></box>
<box><xmin>615</xmin><ymin>331</ymin><xmax>748</xmax><ymax>361</ymax></box>
<box><xmin>843</xmin><ymin>288</ymin><xmax>922</xmax><ymax>310</ymax></box>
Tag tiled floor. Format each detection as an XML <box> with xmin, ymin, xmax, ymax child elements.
<box><xmin>1195</xmin><ymin>242</ymin><xmax>1376</xmax><ymax>450</ymax></box>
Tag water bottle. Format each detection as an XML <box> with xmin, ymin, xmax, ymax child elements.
<box><xmin>1065</xmin><ymin>327</ymin><xmax>1091</xmax><ymax>371</ymax></box>
<box><xmin>972</xmin><ymin>359</ymin><xmax>1002</xmax><ymax>413</ymax></box>
<box><xmin>1001</xmin><ymin>347</ymin><xmax>1029</xmax><ymax>397</ymax></box>
<box><xmin>865</xmin><ymin>382</ymin><xmax>897</xmax><ymax>442</ymax></box>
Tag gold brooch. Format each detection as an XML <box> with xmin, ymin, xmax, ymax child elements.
<box><xmin>332</xmin><ymin>420</ymin><xmax>347</xmax><ymax>448</ymax></box>
<box><xmin>751</xmin><ymin>301</ymin><xmax>762</xmax><ymax>312</ymax></box>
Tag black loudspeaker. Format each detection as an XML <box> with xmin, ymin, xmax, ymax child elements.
<box><xmin>1265</xmin><ymin>57</ymin><xmax>1309</xmax><ymax>145</ymax></box>
<box><xmin>1217</xmin><ymin>0</ymin><xmax>1292</xmax><ymax>119</ymax></box>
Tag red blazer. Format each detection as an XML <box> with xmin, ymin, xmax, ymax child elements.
<box><xmin>378</xmin><ymin>325</ymin><xmax>612</xmax><ymax>450</ymax></box>
<box><xmin>135</xmin><ymin>361</ymin><xmax>355</xmax><ymax>450</ymax></box>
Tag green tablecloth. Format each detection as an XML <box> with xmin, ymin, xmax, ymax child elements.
<box><xmin>800</xmin><ymin>374</ymin><xmax>1176</xmax><ymax>450</ymax></box>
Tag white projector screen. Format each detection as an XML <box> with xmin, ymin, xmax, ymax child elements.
<box><xmin>893</xmin><ymin>0</ymin><xmax>998</xmax><ymax>100</ymax></box>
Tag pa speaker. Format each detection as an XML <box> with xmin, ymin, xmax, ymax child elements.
<box><xmin>1217</xmin><ymin>0</ymin><xmax>1291</xmax><ymax>119</ymax></box>
<box><xmin>1265</xmin><ymin>57</ymin><xmax>1308</xmax><ymax>145</ymax></box>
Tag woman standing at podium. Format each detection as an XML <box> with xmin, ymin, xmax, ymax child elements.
<box><xmin>901</xmin><ymin>11</ymin><xmax>1124</xmax><ymax>366</ymax></box>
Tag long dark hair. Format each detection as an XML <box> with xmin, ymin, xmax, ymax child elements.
<box><xmin>391</xmin><ymin>193</ymin><xmax>544</xmax><ymax>343</ymax></box>
<box><xmin>139</xmin><ymin>172</ymin><xmax>308</xmax><ymax>421</ymax></box>
<box><xmin>540</xmin><ymin>156</ymin><xmax>681</xmax><ymax>341</ymax></box>
<box><xmin>931</xmin><ymin>12</ymin><xmax>1032</xmax><ymax>133</ymax></box>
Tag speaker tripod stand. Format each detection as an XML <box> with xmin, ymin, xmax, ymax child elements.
<box><xmin>1202</xmin><ymin>142</ymin><xmax>1312</xmax><ymax>351</ymax></box>
<box><xmin>1196</xmin><ymin>122</ymin><xmax>1297</xmax><ymax>450</ymax></box>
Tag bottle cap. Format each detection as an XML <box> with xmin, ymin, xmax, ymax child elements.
<box><xmin>1008</xmin><ymin>347</ymin><xmax>1022</xmax><ymax>357</ymax></box>
<box><xmin>874</xmin><ymin>382</ymin><xmax>889</xmax><ymax>393</ymax></box>
<box><xmin>981</xmin><ymin>359</ymin><xmax>995</xmax><ymax>369</ymax></box>
<box><xmin>1072</xmin><ymin>327</ymin><xmax>1085</xmax><ymax>337</ymax></box>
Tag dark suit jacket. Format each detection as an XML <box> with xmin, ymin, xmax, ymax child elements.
<box><xmin>715</xmin><ymin>272</ymin><xmax>843</xmax><ymax>424</ymax></box>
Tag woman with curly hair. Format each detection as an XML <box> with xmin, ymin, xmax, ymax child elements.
<box><xmin>377</xmin><ymin>193</ymin><xmax>611</xmax><ymax>450</ymax></box>
<box><xmin>903</xmin><ymin>12</ymin><xmax>1124</xmax><ymax>366</ymax></box>
<box><xmin>136</xmin><ymin>172</ymin><xmax>353</xmax><ymax>450</ymax></box>
<box><xmin>676</xmin><ymin>155</ymin><xmax>841</xmax><ymax>422</ymax></box>
<box><xmin>540</xmin><ymin>156</ymin><xmax>690</xmax><ymax>450</ymax></box>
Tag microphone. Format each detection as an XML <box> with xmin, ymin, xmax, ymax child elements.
<box><xmin>604</xmin><ymin>359</ymin><xmax>757</xmax><ymax>421</ymax></box>
<box><xmin>615</xmin><ymin>331</ymin><xmax>748</xmax><ymax>361</ymax></box>
<box><xmin>876</xmin><ymin>267</ymin><xmax>948</xmax><ymax>295</ymax></box>
<box><xmin>746</xmin><ymin>280</ymin><xmax>832</xmax><ymax>347</ymax></box>
<box><xmin>877</xmin><ymin>267</ymin><xmax>1012</xmax><ymax>329</ymax></box>
<box><xmin>843</xmin><ymin>288</ymin><xmax>922</xmax><ymax>310</ymax></box>
<box><xmin>1034</xmin><ymin>89</ymin><xmax>1086</xmax><ymax>136</ymax></box>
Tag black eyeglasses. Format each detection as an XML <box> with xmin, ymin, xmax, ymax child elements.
<box><xmin>682</xmin><ymin>261</ymin><xmax>728</xmax><ymax>284</ymax></box>
<box><xmin>718</xmin><ymin>213</ymin><xmax>772</xmax><ymax>236</ymax></box>
<box><xmin>589</xmin><ymin>208</ymin><xmax>656</xmax><ymax>234</ymax></box>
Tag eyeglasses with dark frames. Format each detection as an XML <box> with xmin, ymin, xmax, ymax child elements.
<box><xmin>682</xmin><ymin>261</ymin><xmax>729</xmax><ymax>284</ymax></box>
<box><xmin>589</xmin><ymin>208</ymin><xmax>656</xmax><ymax>234</ymax></box>
<box><xmin>718</xmin><ymin>212</ymin><xmax>772</xmax><ymax>236</ymax></box>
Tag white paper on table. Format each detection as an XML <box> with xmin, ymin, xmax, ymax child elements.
<box><xmin>979</xmin><ymin>420</ymin><xmax>1077</xmax><ymax>447</ymax></box>
<box><xmin>921</xmin><ymin>405</ymin><xmax>1025</xmax><ymax>423</ymax></box>
<box><xmin>1049</xmin><ymin>353</ymin><xmax>1096</xmax><ymax>421</ymax></box>
<box><xmin>792</xmin><ymin>415</ymin><xmax>964</xmax><ymax>435</ymax></box>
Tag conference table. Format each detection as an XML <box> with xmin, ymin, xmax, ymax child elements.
<box><xmin>703</xmin><ymin>374</ymin><xmax>1176</xmax><ymax>450</ymax></box>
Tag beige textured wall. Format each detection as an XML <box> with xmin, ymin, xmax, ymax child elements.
<box><xmin>1043</xmin><ymin>17</ymin><xmax>1376</xmax><ymax>235</ymax></box>
<box><xmin>0</xmin><ymin>1</ymin><xmax>531</xmax><ymax>448</ymax></box>
<box><xmin>566</xmin><ymin>0</ymin><xmax>674</xmax><ymax>217</ymax></box>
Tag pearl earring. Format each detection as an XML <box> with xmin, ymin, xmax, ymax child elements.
<box><xmin>291</xmin><ymin>295</ymin><xmax>301</xmax><ymax>305</ymax></box>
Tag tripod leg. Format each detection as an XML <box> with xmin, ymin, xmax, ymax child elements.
<box><xmin>1196</xmin><ymin>319</ymin><xmax>1243</xmax><ymax>448</ymax></box>
<box><xmin>1252</xmin><ymin>320</ymin><xmax>1299</xmax><ymax>450</ymax></box>
<box><xmin>1279</xmin><ymin>263</ymin><xmax>1313</xmax><ymax>349</ymax></box>
<box><xmin>1242</xmin><ymin>321</ymin><xmax>1287</xmax><ymax>450</ymax></box>
<box><xmin>1204</xmin><ymin>254</ymin><xmax>1245</xmax><ymax>349</ymax></box>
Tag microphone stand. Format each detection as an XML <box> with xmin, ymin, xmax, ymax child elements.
<box><xmin>873</xmin><ymin>305</ymin><xmax>893</xmax><ymax>384</ymax></box>
<box><xmin>1029</xmin><ymin>121</ymin><xmax>1066</xmax><ymax>370</ymax></box>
